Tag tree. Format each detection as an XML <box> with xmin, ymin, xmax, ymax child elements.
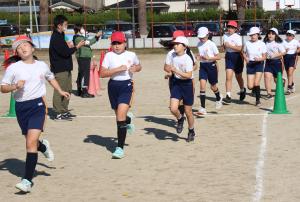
<box><xmin>138</xmin><ymin>0</ymin><xmax>147</xmax><ymax>38</ymax></box>
<box><xmin>235</xmin><ymin>0</ymin><xmax>247</xmax><ymax>23</ymax></box>
<box><xmin>39</xmin><ymin>0</ymin><xmax>48</xmax><ymax>31</ymax></box>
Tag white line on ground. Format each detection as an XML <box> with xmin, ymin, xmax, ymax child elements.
<box><xmin>252</xmin><ymin>94</ymin><xmax>299</xmax><ymax>202</ymax></box>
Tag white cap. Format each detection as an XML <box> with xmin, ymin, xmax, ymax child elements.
<box><xmin>248</xmin><ymin>27</ymin><xmax>260</xmax><ymax>36</ymax></box>
<box><xmin>287</xmin><ymin>29</ymin><xmax>296</xmax><ymax>36</ymax></box>
<box><xmin>197</xmin><ymin>27</ymin><xmax>209</xmax><ymax>38</ymax></box>
<box><xmin>269</xmin><ymin>27</ymin><xmax>278</xmax><ymax>35</ymax></box>
<box><xmin>172</xmin><ymin>36</ymin><xmax>189</xmax><ymax>46</ymax></box>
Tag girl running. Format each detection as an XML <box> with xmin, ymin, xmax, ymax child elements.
<box><xmin>167</xmin><ymin>36</ymin><xmax>195</xmax><ymax>142</ymax></box>
<box><xmin>283</xmin><ymin>29</ymin><xmax>300</xmax><ymax>94</ymax></box>
<box><xmin>100</xmin><ymin>32</ymin><xmax>142</xmax><ymax>159</ymax></box>
<box><xmin>223</xmin><ymin>21</ymin><xmax>246</xmax><ymax>103</ymax></box>
<box><xmin>263</xmin><ymin>28</ymin><xmax>286</xmax><ymax>99</ymax></box>
<box><xmin>163</xmin><ymin>30</ymin><xmax>197</xmax><ymax>133</ymax></box>
<box><xmin>196</xmin><ymin>27</ymin><xmax>222</xmax><ymax>115</ymax></box>
<box><xmin>1</xmin><ymin>36</ymin><xmax>70</xmax><ymax>192</ymax></box>
<box><xmin>242</xmin><ymin>27</ymin><xmax>267</xmax><ymax>106</ymax></box>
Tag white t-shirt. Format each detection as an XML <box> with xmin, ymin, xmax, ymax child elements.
<box><xmin>283</xmin><ymin>39</ymin><xmax>300</xmax><ymax>55</ymax></box>
<box><xmin>243</xmin><ymin>40</ymin><xmax>267</xmax><ymax>61</ymax></box>
<box><xmin>197</xmin><ymin>40</ymin><xmax>219</xmax><ymax>63</ymax></box>
<box><xmin>265</xmin><ymin>41</ymin><xmax>286</xmax><ymax>59</ymax></box>
<box><xmin>165</xmin><ymin>49</ymin><xmax>195</xmax><ymax>79</ymax></box>
<box><xmin>102</xmin><ymin>51</ymin><xmax>140</xmax><ymax>81</ymax></box>
<box><xmin>167</xmin><ymin>52</ymin><xmax>193</xmax><ymax>79</ymax></box>
<box><xmin>1</xmin><ymin>60</ymin><xmax>55</xmax><ymax>102</ymax></box>
<box><xmin>223</xmin><ymin>33</ymin><xmax>242</xmax><ymax>53</ymax></box>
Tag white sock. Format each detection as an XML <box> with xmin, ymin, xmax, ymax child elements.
<box><xmin>240</xmin><ymin>88</ymin><xmax>245</xmax><ymax>92</ymax></box>
<box><xmin>226</xmin><ymin>92</ymin><xmax>231</xmax><ymax>97</ymax></box>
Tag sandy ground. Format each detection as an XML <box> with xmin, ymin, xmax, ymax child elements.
<box><xmin>0</xmin><ymin>51</ymin><xmax>300</xmax><ymax>202</ymax></box>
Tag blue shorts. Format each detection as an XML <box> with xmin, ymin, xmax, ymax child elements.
<box><xmin>199</xmin><ymin>62</ymin><xmax>218</xmax><ymax>85</ymax></box>
<box><xmin>264</xmin><ymin>59</ymin><xmax>282</xmax><ymax>78</ymax></box>
<box><xmin>284</xmin><ymin>54</ymin><xmax>297</xmax><ymax>70</ymax></box>
<box><xmin>225</xmin><ymin>52</ymin><xmax>244</xmax><ymax>74</ymax></box>
<box><xmin>246</xmin><ymin>61</ymin><xmax>264</xmax><ymax>75</ymax></box>
<box><xmin>15</xmin><ymin>97</ymin><xmax>46</xmax><ymax>135</ymax></box>
<box><xmin>170</xmin><ymin>78</ymin><xmax>194</xmax><ymax>106</ymax></box>
<box><xmin>108</xmin><ymin>79</ymin><xmax>133</xmax><ymax>110</ymax></box>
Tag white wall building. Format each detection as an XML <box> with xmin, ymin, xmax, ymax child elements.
<box><xmin>257</xmin><ymin>0</ymin><xmax>300</xmax><ymax>11</ymax></box>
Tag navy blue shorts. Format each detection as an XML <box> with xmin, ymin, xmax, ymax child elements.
<box><xmin>170</xmin><ymin>78</ymin><xmax>194</xmax><ymax>106</ymax></box>
<box><xmin>108</xmin><ymin>79</ymin><xmax>133</xmax><ymax>110</ymax></box>
<box><xmin>15</xmin><ymin>97</ymin><xmax>46</xmax><ymax>135</ymax></box>
<box><xmin>264</xmin><ymin>59</ymin><xmax>282</xmax><ymax>78</ymax></box>
<box><xmin>225</xmin><ymin>52</ymin><xmax>244</xmax><ymax>74</ymax></box>
<box><xmin>246</xmin><ymin>61</ymin><xmax>264</xmax><ymax>75</ymax></box>
<box><xmin>284</xmin><ymin>54</ymin><xmax>297</xmax><ymax>70</ymax></box>
<box><xmin>199</xmin><ymin>62</ymin><xmax>218</xmax><ymax>85</ymax></box>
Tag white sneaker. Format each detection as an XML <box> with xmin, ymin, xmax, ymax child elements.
<box><xmin>196</xmin><ymin>107</ymin><xmax>207</xmax><ymax>115</ymax></box>
<box><xmin>215</xmin><ymin>95</ymin><xmax>223</xmax><ymax>110</ymax></box>
<box><xmin>41</xmin><ymin>139</ymin><xmax>54</xmax><ymax>162</ymax></box>
<box><xmin>292</xmin><ymin>83</ymin><xmax>296</xmax><ymax>93</ymax></box>
<box><xmin>15</xmin><ymin>179</ymin><xmax>32</xmax><ymax>192</ymax></box>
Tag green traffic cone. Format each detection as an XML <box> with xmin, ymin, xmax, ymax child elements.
<box><xmin>3</xmin><ymin>93</ymin><xmax>16</xmax><ymax>117</ymax></box>
<box><xmin>271</xmin><ymin>72</ymin><xmax>289</xmax><ymax>114</ymax></box>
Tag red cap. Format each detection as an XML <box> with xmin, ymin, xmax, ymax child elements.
<box><xmin>12</xmin><ymin>35</ymin><xmax>34</xmax><ymax>50</ymax></box>
<box><xmin>227</xmin><ymin>21</ymin><xmax>238</xmax><ymax>28</ymax></box>
<box><xmin>172</xmin><ymin>30</ymin><xmax>185</xmax><ymax>39</ymax></box>
<box><xmin>111</xmin><ymin>31</ymin><xmax>126</xmax><ymax>43</ymax></box>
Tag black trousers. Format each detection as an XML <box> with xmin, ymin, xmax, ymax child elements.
<box><xmin>77</xmin><ymin>57</ymin><xmax>91</xmax><ymax>89</ymax></box>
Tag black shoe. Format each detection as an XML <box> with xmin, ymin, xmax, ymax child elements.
<box><xmin>187</xmin><ymin>130</ymin><xmax>195</xmax><ymax>142</ymax></box>
<box><xmin>81</xmin><ymin>93</ymin><xmax>95</xmax><ymax>98</ymax></box>
<box><xmin>251</xmin><ymin>89</ymin><xmax>255</xmax><ymax>97</ymax></box>
<box><xmin>54</xmin><ymin>113</ymin><xmax>72</xmax><ymax>121</ymax></box>
<box><xmin>77</xmin><ymin>88</ymin><xmax>82</xmax><ymax>96</ymax></box>
<box><xmin>63</xmin><ymin>112</ymin><xmax>77</xmax><ymax>118</ymax></box>
<box><xmin>223</xmin><ymin>95</ymin><xmax>232</xmax><ymax>104</ymax></box>
<box><xmin>255</xmin><ymin>100</ymin><xmax>261</xmax><ymax>106</ymax></box>
<box><xmin>266</xmin><ymin>94</ymin><xmax>273</xmax><ymax>100</ymax></box>
<box><xmin>240</xmin><ymin>88</ymin><xmax>246</xmax><ymax>101</ymax></box>
<box><xmin>176</xmin><ymin>117</ymin><xmax>185</xmax><ymax>134</ymax></box>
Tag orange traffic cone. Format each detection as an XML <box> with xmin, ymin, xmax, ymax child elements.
<box><xmin>3</xmin><ymin>50</ymin><xmax>10</xmax><ymax>69</ymax></box>
<box><xmin>88</xmin><ymin>62</ymin><xmax>96</xmax><ymax>96</ymax></box>
<box><xmin>98</xmin><ymin>51</ymin><xmax>105</xmax><ymax>77</ymax></box>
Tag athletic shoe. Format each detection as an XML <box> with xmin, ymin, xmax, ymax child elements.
<box><xmin>223</xmin><ymin>95</ymin><xmax>231</xmax><ymax>104</ymax></box>
<box><xmin>251</xmin><ymin>89</ymin><xmax>255</xmax><ymax>97</ymax></box>
<box><xmin>112</xmin><ymin>147</ymin><xmax>124</xmax><ymax>159</ymax></box>
<box><xmin>126</xmin><ymin>112</ymin><xmax>135</xmax><ymax>135</ymax></box>
<box><xmin>285</xmin><ymin>89</ymin><xmax>292</xmax><ymax>95</ymax></box>
<box><xmin>186</xmin><ymin>130</ymin><xmax>195</xmax><ymax>142</ymax></box>
<box><xmin>176</xmin><ymin>117</ymin><xmax>185</xmax><ymax>134</ymax></box>
<box><xmin>54</xmin><ymin>113</ymin><xmax>72</xmax><ymax>121</ymax></box>
<box><xmin>196</xmin><ymin>107</ymin><xmax>207</xmax><ymax>115</ymax></box>
<box><xmin>255</xmin><ymin>100</ymin><xmax>261</xmax><ymax>106</ymax></box>
<box><xmin>215</xmin><ymin>95</ymin><xmax>223</xmax><ymax>110</ymax></box>
<box><xmin>292</xmin><ymin>83</ymin><xmax>296</xmax><ymax>93</ymax></box>
<box><xmin>240</xmin><ymin>88</ymin><xmax>246</xmax><ymax>101</ymax></box>
<box><xmin>266</xmin><ymin>94</ymin><xmax>273</xmax><ymax>100</ymax></box>
<box><xmin>63</xmin><ymin>112</ymin><xmax>77</xmax><ymax>118</ymax></box>
<box><xmin>15</xmin><ymin>179</ymin><xmax>32</xmax><ymax>192</ymax></box>
<box><xmin>41</xmin><ymin>139</ymin><xmax>54</xmax><ymax>162</ymax></box>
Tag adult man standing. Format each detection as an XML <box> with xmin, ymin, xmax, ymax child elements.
<box><xmin>49</xmin><ymin>15</ymin><xmax>85</xmax><ymax>120</ymax></box>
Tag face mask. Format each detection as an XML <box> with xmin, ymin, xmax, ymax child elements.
<box><xmin>80</xmin><ymin>28</ymin><xmax>85</xmax><ymax>35</ymax></box>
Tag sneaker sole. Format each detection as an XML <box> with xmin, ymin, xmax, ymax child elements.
<box><xmin>194</xmin><ymin>112</ymin><xmax>207</xmax><ymax>116</ymax></box>
<box><xmin>15</xmin><ymin>185</ymin><xmax>31</xmax><ymax>193</ymax></box>
<box><xmin>112</xmin><ymin>154</ymin><xmax>124</xmax><ymax>159</ymax></box>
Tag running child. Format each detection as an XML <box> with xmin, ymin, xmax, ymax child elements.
<box><xmin>263</xmin><ymin>28</ymin><xmax>286</xmax><ymax>99</ymax></box>
<box><xmin>223</xmin><ymin>20</ymin><xmax>246</xmax><ymax>103</ymax></box>
<box><xmin>242</xmin><ymin>27</ymin><xmax>267</xmax><ymax>106</ymax></box>
<box><xmin>163</xmin><ymin>30</ymin><xmax>197</xmax><ymax>132</ymax></box>
<box><xmin>196</xmin><ymin>27</ymin><xmax>222</xmax><ymax>115</ymax></box>
<box><xmin>1</xmin><ymin>36</ymin><xmax>70</xmax><ymax>192</ymax></box>
<box><xmin>100</xmin><ymin>32</ymin><xmax>142</xmax><ymax>159</ymax></box>
<box><xmin>167</xmin><ymin>36</ymin><xmax>196</xmax><ymax>142</ymax></box>
<box><xmin>283</xmin><ymin>29</ymin><xmax>300</xmax><ymax>94</ymax></box>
